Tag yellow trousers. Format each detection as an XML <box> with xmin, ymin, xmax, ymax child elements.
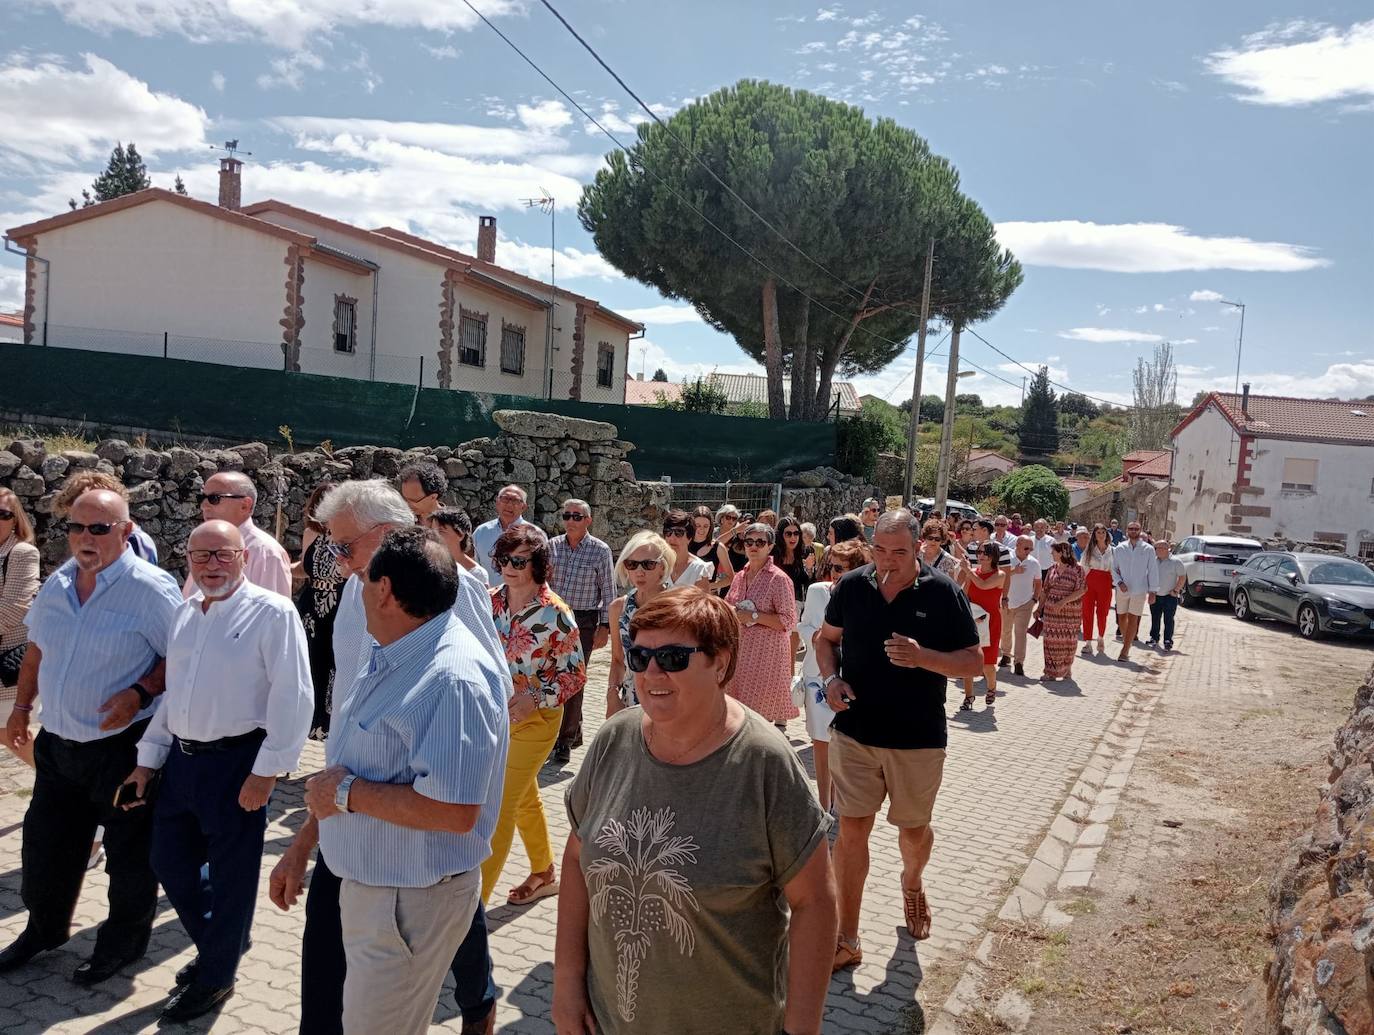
<box><xmin>480</xmin><ymin>705</ymin><xmax>563</xmax><ymax>902</ymax></box>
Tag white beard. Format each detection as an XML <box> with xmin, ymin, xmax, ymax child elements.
<box><xmin>196</xmin><ymin>574</ymin><xmax>245</xmax><ymax>601</ymax></box>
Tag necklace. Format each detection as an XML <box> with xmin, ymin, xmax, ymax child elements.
<box><xmin>646</xmin><ymin>702</ymin><xmax>729</xmax><ymax>765</ymax></box>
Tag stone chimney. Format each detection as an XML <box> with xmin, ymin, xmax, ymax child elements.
<box><xmin>1241</xmin><ymin>382</ymin><xmax>1250</xmax><ymax>417</ymax></box>
<box><xmin>477</xmin><ymin>216</ymin><xmax>496</xmax><ymax>263</ymax></box>
<box><xmin>218</xmin><ymin>158</ymin><xmax>242</xmax><ymax>211</ymax></box>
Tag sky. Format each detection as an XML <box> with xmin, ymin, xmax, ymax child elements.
<box><xmin>2</xmin><ymin>1</ymin><xmax>1371</xmax><ymax>409</ymax></box>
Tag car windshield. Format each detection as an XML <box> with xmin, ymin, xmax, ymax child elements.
<box><xmin>1301</xmin><ymin>559</ymin><xmax>1374</xmax><ymax>587</ymax></box>
<box><xmin>1203</xmin><ymin>541</ymin><xmax>1260</xmax><ymax>555</ymax></box>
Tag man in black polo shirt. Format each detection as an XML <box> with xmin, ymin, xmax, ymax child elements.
<box><xmin>816</xmin><ymin>509</ymin><xmax>981</xmax><ymax>971</ymax></box>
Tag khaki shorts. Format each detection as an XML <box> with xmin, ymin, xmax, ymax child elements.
<box><xmin>830</xmin><ymin>731</ymin><xmax>945</xmax><ymax>828</ymax></box>
<box><xmin>1115</xmin><ymin>590</ymin><xmax>1148</xmax><ymax>616</ymax></box>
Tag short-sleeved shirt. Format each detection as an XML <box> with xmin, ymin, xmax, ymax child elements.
<box><xmin>1154</xmin><ymin>557</ymin><xmax>1186</xmax><ymax>596</ymax></box>
<box><xmin>566</xmin><ymin>709</ymin><xmax>829</xmax><ymax>1035</ymax></box>
<box><xmin>25</xmin><ymin>548</ymin><xmax>183</xmax><ymax>742</ymax></box>
<box><xmin>824</xmin><ymin>562</ymin><xmax>979</xmax><ymax>750</ymax></box>
<box><xmin>1006</xmin><ymin>556</ymin><xmax>1042</xmax><ymax>609</ymax></box>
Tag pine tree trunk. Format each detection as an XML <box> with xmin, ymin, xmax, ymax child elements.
<box><xmin>787</xmin><ymin>293</ymin><xmax>811</xmax><ymax>420</ymax></box>
<box><xmin>797</xmin><ymin>301</ymin><xmax>815</xmax><ymax>420</ymax></box>
<box><xmin>814</xmin><ymin>344</ymin><xmax>839</xmax><ymax>422</ymax></box>
<box><xmin>760</xmin><ymin>278</ymin><xmax>786</xmax><ymax>420</ymax></box>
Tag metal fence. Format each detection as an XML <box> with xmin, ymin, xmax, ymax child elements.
<box><xmin>665</xmin><ymin>481</ymin><xmax>782</xmax><ymax>520</ymax></box>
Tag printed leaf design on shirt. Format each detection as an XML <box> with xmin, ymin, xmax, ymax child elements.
<box><xmin>587</xmin><ymin>806</ymin><xmax>700</xmax><ymax>1023</ymax></box>
<box><xmin>503</xmin><ymin>620</ymin><xmax>535</xmax><ymax>662</ymax></box>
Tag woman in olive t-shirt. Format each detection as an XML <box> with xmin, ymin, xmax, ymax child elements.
<box><xmin>554</xmin><ymin>588</ymin><xmax>834</xmax><ymax>1035</ymax></box>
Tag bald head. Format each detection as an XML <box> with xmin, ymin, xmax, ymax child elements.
<box><xmin>67</xmin><ymin>489</ymin><xmax>132</xmax><ymax>574</ymax></box>
<box><xmin>190</xmin><ymin>519</ymin><xmax>243</xmax><ymax>551</ymax></box>
<box><xmin>188</xmin><ymin>519</ymin><xmax>247</xmax><ymax>601</ymax></box>
<box><xmin>201</xmin><ymin>471</ymin><xmax>257</xmax><ymax>525</ymax></box>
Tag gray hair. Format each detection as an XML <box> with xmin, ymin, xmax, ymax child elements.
<box><xmin>497</xmin><ymin>484</ymin><xmax>528</xmax><ymax>503</ymax></box>
<box><xmin>863</xmin><ymin>497</ymin><xmax>880</xmax><ymax>509</ymax></box>
<box><xmin>715</xmin><ymin>503</ymin><xmax>740</xmax><ymax>520</ymax></box>
<box><xmin>874</xmin><ymin>508</ymin><xmax>920</xmax><ymax>541</ymax></box>
<box><xmin>208</xmin><ymin>470</ymin><xmax>257</xmax><ymax>503</ymax></box>
<box><xmin>800</xmin><ymin>522</ymin><xmax>816</xmax><ymax>537</ymax></box>
<box><xmin>314</xmin><ymin>479</ymin><xmax>414</xmax><ymax>529</ymax></box>
<box><xmin>561</xmin><ymin>498</ymin><xmax>591</xmax><ymax>515</ymax></box>
<box><xmin>1016</xmin><ymin>534</ymin><xmax>1035</xmax><ymax>547</ymax></box>
<box><xmin>743</xmin><ymin>522</ymin><xmax>774</xmax><ymax>544</ymax></box>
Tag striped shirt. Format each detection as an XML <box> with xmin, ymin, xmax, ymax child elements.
<box><xmin>24</xmin><ymin>548</ymin><xmax>183</xmax><ymax>742</ymax></box>
<box><xmin>473</xmin><ymin>516</ymin><xmax>526</xmax><ymax>587</ymax></box>
<box><xmin>548</xmin><ymin>533</ymin><xmax>616</xmax><ymax>624</ymax></box>
<box><xmin>321</xmin><ymin>611</ymin><xmax>509</xmax><ymax>887</ymax></box>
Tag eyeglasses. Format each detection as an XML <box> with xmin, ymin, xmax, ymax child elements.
<box><xmin>561</xmin><ymin>511</ymin><xmax>588</xmax><ymax>521</ymax></box>
<box><xmin>0</xmin><ymin>509</ymin><xmax>14</xmax><ymax>521</ymax></box>
<box><xmin>188</xmin><ymin>548</ymin><xmax>245</xmax><ymax>564</ymax></box>
<box><xmin>623</xmin><ymin>558</ymin><xmax>662</xmax><ymax>571</ymax></box>
<box><xmin>494</xmin><ymin>554</ymin><xmax>532</xmax><ymax>570</ymax></box>
<box><xmin>63</xmin><ymin>520</ymin><xmax>126</xmax><ymax>536</ymax></box>
<box><xmin>402</xmin><ymin>491</ymin><xmax>436</xmax><ymax>505</ymax></box>
<box><xmin>626</xmin><ymin>644</ymin><xmax>703</xmax><ymax>673</ymax></box>
<box><xmin>199</xmin><ymin>493</ymin><xmax>251</xmax><ymax>506</ymax></box>
<box><xmin>326</xmin><ymin>523</ymin><xmax>384</xmax><ymax>559</ymax></box>
<box><xmin>663</xmin><ymin>527</ymin><xmax>689</xmax><ymax>538</ymax></box>
<box><xmin>741</xmin><ymin>537</ymin><xmax>770</xmax><ymax>547</ymax></box>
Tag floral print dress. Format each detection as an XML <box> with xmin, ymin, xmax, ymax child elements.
<box><xmin>725</xmin><ymin>558</ymin><xmax>798</xmax><ymax>723</ymax></box>
<box><xmin>491</xmin><ymin>583</ymin><xmax>587</xmax><ymax>707</ymax></box>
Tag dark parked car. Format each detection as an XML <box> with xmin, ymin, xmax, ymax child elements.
<box><xmin>1229</xmin><ymin>551</ymin><xmax>1374</xmax><ymax>640</ymax></box>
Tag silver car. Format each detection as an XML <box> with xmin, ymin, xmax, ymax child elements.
<box><xmin>1172</xmin><ymin>534</ymin><xmax>1263</xmax><ymax>604</ymax></box>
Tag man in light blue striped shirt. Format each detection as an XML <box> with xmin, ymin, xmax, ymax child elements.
<box><xmin>303</xmin><ymin>528</ymin><xmax>507</xmax><ymax>1035</ymax></box>
<box><xmin>1</xmin><ymin>489</ymin><xmax>182</xmax><ymax>983</ymax></box>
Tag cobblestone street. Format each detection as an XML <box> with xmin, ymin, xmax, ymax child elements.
<box><xmin>0</xmin><ymin>605</ymin><xmax>1261</xmax><ymax>1033</ymax></box>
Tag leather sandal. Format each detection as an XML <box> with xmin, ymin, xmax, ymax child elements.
<box><xmin>903</xmin><ymin>884</ymin><xmax>933</xmax><ymax>940</ymax></box>
<box><xmin>507</xmin><ymin>869</ymin><xmax>559</xmax><ymax>907</ymax></box>
<box><xmin>832</xmin><ymin>936</ymin><xmax>862</xmax><ymax>972</ymax></box>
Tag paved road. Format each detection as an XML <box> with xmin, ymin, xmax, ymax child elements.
<box><xmin>0</xmin><ymin>606</ymin><xmax>1237</xmax><ymax>1033</ymax></box>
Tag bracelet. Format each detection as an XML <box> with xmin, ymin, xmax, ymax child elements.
<box><xmin>133</xmin><ymin>683</ymin><xmax>154</xmax><ymax>709</ymax></box>
<box><xmin>11</xmin><ymin>703</ymin><xmax>32</xmax><ymax>713</ymax></box>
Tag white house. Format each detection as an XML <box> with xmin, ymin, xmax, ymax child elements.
<box><xmin>1168</xmin><ymin>386</ymin><xmax>1374</xmax><ymax>558</ymax></box>
<box><xmin>3</xmin><ymin>159</ymin><xmax>641</xmax><ymax>403</ymax></box>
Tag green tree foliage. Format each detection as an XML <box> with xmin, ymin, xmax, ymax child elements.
<box><xmin>69</xmin><ymin>142</ymin><xmax>151</xmax><ymax>210</ymax></box>
<box><xmin>995</xmin><ymin>464</ymin><xmax>1069</xmax><ymax>520</ymax></box>
<box><xmin>953</xmin><ymin>393</ymin><xmax>984</xmax><ymax>412</ymax></box>
<box><xmin>1019</xmin><ymin>366</ymin><xmax>1059</xmax><ymax>459</ymax></box>
<box><xmin>578</xmin><ymin>80</ymin><xmax>1020</xmax><ymax>421</ymax></box>
<box><xmin>173</xmin><ymin>174</ymin><xmax>188</xmax><ymax>196</ymax></box>
<box><xmin>899</xmin><ymin>394</ymin><xmax>946</xmax><ymax>423</ymax></box>
<box><xmin>835</xmin><ymin>410</ymin><xmax>894</xmax><ymax>480</ymax></box>
<box><xmin>657</xmin><ymin>376</ymin><xmax>729</xmax><ymax>413</ymax></box>
<box><xmin>651</xmin><ymin>368</ymin><xmax>669</xmax><ymax>382</ymax></box>
<box><xmin>854</xmin><ymin>396</ymin><xmax>909</xmax><ymax>455</ymax></box>
<box><xmin>1059</xmin><ymin>393</ymin><xmax>1100</xmax><ymax>420</ymax></box>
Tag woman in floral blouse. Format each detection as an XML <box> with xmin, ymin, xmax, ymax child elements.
<box><xmin>486</xmin><ymin>524</ymin><xmax>587</xmax><ymax>906</ymax></box>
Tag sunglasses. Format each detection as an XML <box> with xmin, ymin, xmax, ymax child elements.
<box><xmin>626</xmin><ymin>644</ymin><xmax>703</xmax><ymax>673</ymax></box>
<box><xmin>494</xmin><ymin>554</ymin><xmax>532</xmax><ymax>570</ymax></box>
<box><xmin>561</xmin><ymin>512</ymin><xmax>588</xmax><ymax>521</ymax></box>
<box><xmin>0</xmin><ymin>509</ymin><xmax>14</xmax><ymax>521</ymax></box>
<box><xmin>623</xmin><ymin>558</ymin><xmax>662</xmax><ymax>571</ymax></box>
<box><xmin>663</xmin><ymin>527</ymin><xmax>689</xmax><ymax>538</ymax></box>
<box><xmin>741</xmin><ymin>537</ymin><xmax>770</xmax><ymax>548</ymax></box>
<box><xmin>188</xmin><ymin>548</ymin><xmax>245</xmax><ymax>564</ymax></box>
<box><xmin>783</xmin><ymin>530</ymin><xmax>800</xmax><ymax>537</ymax></box>
<box><xmin>402</xmin><ymin>491</ymin><xmax>436</xmax><ymax>505</ymax></box>
<box><xmin>326</xmin><ymin>523</ymin><xmax>384</xmax><ymax>559</ymax></box>
<box><xmin>63</xmin><ymin>520</ymin><xmax>126</xmax><ymax>536</ymax></box>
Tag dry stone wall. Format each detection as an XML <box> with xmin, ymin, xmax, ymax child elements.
<box><xmin>779</xmin><ymin>466</ymin><xmax>880</xmax><ymax>526</ymax></box>
<box><xmin>0</xmin><ymin>410</ymin><xmax>669</xmax><ymax>575</ymax></box>
<box><xmin>1265</xmin><ymin>662</ymin><xmax>1374</xmax><ymax>1034</ymax></box>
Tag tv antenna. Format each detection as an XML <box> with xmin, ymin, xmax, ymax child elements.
<box><xmin>211</xmin><ymin>140</ymin><xmax>253</xmax><ymax>160</ymax></box>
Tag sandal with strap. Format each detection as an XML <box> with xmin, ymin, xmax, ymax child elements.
<box><xmin>985</xmin><ymin>688</ymin><xmax>996</xmax><ymax>707</ymax></box>
<box><xmin>904</xmin><ymin>884</ymin><xmax>933</xmax><ymax>940</ymax></box>
<box><xmin>507</xmin><ymin>869</ymin><xmax>559</xmax><ymax>907</ymax></box>
<box><xmin>958</xmin><ymin>696</ymin><xmax>974</xmax><ymax>712</ymax></box>
<box><xmin>832</xmin><ymin>936</ymin><xmax>863</xmax><ymax>973</ymax></box>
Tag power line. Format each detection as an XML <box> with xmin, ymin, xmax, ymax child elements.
<box><xmin>965</xmin><ymin>327</ymin><xmax>1137</xmax><ymax>411</ymax></box>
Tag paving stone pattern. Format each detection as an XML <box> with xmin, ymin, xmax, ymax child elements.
<box><xmin>0</xmin><ymin>618</ymin><xmax>1182</xmax><ymax>1034</ymax></box>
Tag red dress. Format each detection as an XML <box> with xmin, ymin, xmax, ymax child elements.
<box><xmin>725</xmin><ymin>559</ymin><xmax>798</xmax><ymax>722</ymax></box>
<box><xmin>965</xmin><ymin>576</ymin><xmax>1004</xmax><ymax>667</ymax></box>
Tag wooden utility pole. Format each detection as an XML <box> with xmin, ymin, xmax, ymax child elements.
<box><xmin>902</xmin><ymin>239</ymin><xmax>935</xmax><ymax>505</ymax></box>
<box><xmin>934</xmin><ymin>322</ymin><xmax>962</xmax><ymax>514</ymax></box>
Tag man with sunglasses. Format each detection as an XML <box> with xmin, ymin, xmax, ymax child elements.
<box><xmin>473</xmin><ymin>484</ymin><xmax>528</xmax><ymax>586</ymax></box>
<box><xmin>181</xmin><ymin>472</ymin><xmax>291</xmax><ymax>599</ymax></box>
<box><xmin>547</xmin><ymin>500</ymin><xmax>615</xmax><ymax>766</ymax></box>
<box><xmin>122</xmin><ymin>520</ymin><xmax>313</xmax><ymax>1020</ymax></box>
<box><xmin>1</xmin><ymin>489</ymin><xmax>182</xmax><ymax>982</ymax></box>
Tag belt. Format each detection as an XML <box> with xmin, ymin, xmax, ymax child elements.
<box><xmin>175</xmin><ymin>728</ymin><xmax>266</xmax><ymax>755</ymax></box>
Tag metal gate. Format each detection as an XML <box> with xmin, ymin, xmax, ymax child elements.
<box><xmin>665</xmin><ymin>481</ymin><xmax>782</xmax><ymax>521</ymax></box>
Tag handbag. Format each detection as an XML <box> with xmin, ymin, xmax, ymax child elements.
<box><xmin>0</xmin><ymin>554</ymin><xmax>28</xmax><ymax>685</ymax></box>
<box><xmin>1027</xmin><ymin>602</ymin><xmax>1045</xmax><ymax>640</ymax></box>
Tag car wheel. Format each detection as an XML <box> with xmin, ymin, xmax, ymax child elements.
<box><xmin>1182</xmin><ymin>584</ymin><xmax>1201</xmax><ymax>608</ymax></box>
<box><xmin>1297</xmin><ymin>603</ymin><xmax>1321</xmax><ymax>640</ymax></box>
<box><xmin>1232</xmin><ymin>589</ymin><xmax>1253</xmax><ymax>621</ymax></box>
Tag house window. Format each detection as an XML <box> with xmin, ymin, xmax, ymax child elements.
<box><xmin>596</xmin><ymin>342</ymin><xmax>615</xmax><ymax>389</ymax></box>
<box><xmin>500</xmin><ymin>321</ymin><xmax>525</xmax><ymax>375</ymax></box>
<box><xmin>1281</xmin><ymin>457</ymin><xmax>1317</xmax><ymax>492</ymax></box>
<box><xmin>333</xmin><ymin>295</ymin><xmax>357</xmax><ymax>354</ymax></box>
<box><xmin>1360</xmin><ymin>540</ymin><xmax>1374</xmax><ymax>561</ymax></box>
<box><xmin>458</xmin><ymin>308</ymin><xmax>487</xmax><ymax>367</ymax></box>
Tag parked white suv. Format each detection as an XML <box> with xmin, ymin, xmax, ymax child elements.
<box><xmin>1173</xmin><ymin>535</ymin><xmax>1263</xmax><ymax>604</ymax></box>
<box><xmin>913</xmin><ymin>497</ymin><xmax>981</xmax><ymax>523</ymax></box>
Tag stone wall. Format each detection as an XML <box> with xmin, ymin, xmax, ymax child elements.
<box><xmin>1069</xmin><ymin>478</ymin><xmax>1170</xmax><ymax>535</ymax></box>
<box><xmin>0</xmin><ymin>410</ymin><xmax>667</xmax><ymax>576</ymax></box>
<box><xmin>778</xmin><ymin>466</ymin><xmax>881</xmax><ymax>526</ymax></box>
<box><xmin>1265</xmin><ymin>663</ymin><xmax>1374</xmax><ymax>1034</ymax></box>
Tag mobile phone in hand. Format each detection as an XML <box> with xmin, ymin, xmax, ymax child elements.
<box><xmin>113</xmin><ymin>781</ymin><xmax>143</xmax><ymax>808</ymax></box>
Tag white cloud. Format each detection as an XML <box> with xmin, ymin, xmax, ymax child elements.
<box><xmin>27</xmin><ymin>0</ymin><xmax>525</xmax><ymax>52</ymax></box>
<box><xmin>996</xmin><ymin>220</ymin><xmax>1329</xmax><ymax>272</ymax></box>
<box><xmin>1206</xmin><ymin>19</ymin><xmax>1374</xmax><ymax>107</ymax></box>
<box><xmin>210</xmin><ymin>70</ymin><xmax>225</xmax><ymax>93</ymax></box>
<box><xmin>1058</xmin><ymin>328</ymin><xmax>1166</xmax><ymax>344</ymax></box>
<box><xmin>0</xmin><ymin>265</ymin><xmax>23</xmax><ymax>310</ymax></box>
<box><xmin>0</xmin><ymin>54</ymin><xmax>208</xmax><ymax>166</ymax></box>
<box><xmin>268</xmin><ymin>114</ymin><xmax>575</xmax><ymax>161</ymax></box>
<box><xmin>257</xmin><ymin>51</ymin><xmax>324</xmax><ymax>91</ymax></box>
<box><xmin>517</xmin><ymin>100</ymin><xmax>573</xmax><ymax>133</ymax></box>
<box><xmin>614</xmin><ymin>304</ymin><xmax>704</xmax><ymax>327</ymax></box>
<box><xmin>632</xmin><ymin>338</ymin><xmax>762</xmax><ymax>383</ymax></box>
<box><xmin>1179</xmin><ymin>362</ymin><xmax>1374</xmax><ymax>400</ymax></box>
<box><xmin>423</xmin><ymin>44</ymin><xmax>460</xmax><ymax>61</ymax></box>
<box><xmin>1189</xmin><ymin>289</ymin><xmax>1225</xmax><ymax>302</ymax></box>
<box><xmin>816</xmin><ymin>6</ymin><xmax>843</xmax><ymax>22</ymax></box>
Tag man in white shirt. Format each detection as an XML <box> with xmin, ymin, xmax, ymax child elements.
<box><xmin>182</xmin><ymin>472</ymin><xmax>291</xmax><ymax>598</ymax></box>
<box><xmin>992</xmin><ymin>515</ymin><xmax>1017</xmax><ymax>551</ymax></box>
<box><xmin>998</xmin><ymin>536</ymin><xmax>1042</xmax><ymax>676</ymax></box>
<box><xmin>1110</xmin><ymin>520</ymin><xmax>1159</xmax><ymax>662</ymax></box>
<box><xmin>126</xmin><ymin>521</ymin><xmax>312</xmax><ymax>1021</ymax></box>
<box><xmin>472</xmin><ymin>484</ymin><xmax>529</xmax><ymax>586</ymax></box>
<box><xmin>1031</xmin><ymin>519</ymin><xmax>1056</xmax><ymax>571</ymax></box>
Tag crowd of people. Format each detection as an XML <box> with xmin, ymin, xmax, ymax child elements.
<box><xmin>0</xmin><ymin>466</ymin><xmax>1188</xmax><ymax>1034</ymax></box>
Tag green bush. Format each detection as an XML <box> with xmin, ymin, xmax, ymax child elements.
<box><xmin>994</xmin><ymin>464</ymin><xmax>1069</xmax><ymax>520</ymax></box>
<box><xmin>836</xmin><ymin>411</ymin><xmax>892</xmax><ymax>481</ymax></box>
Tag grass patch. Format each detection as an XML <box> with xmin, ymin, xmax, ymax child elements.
<box><xmin>1</xmin><ymin>424</ymin><xmax>99</xmax><ymax>454</ymax></box>
<box><xmin>1062</xmin><ymin>897</ymin><xmax>1097</xmax><ymax>916</ymax></box>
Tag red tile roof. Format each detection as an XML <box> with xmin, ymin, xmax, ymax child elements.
<box><xmin>0</xmin><ymin>312</ymin><xmax>22</xmax><ymax>327</ymax></box>
<box><xmin>1122</xmin><ymin>449</ymin><xmax>1172</xmax><ymax>479</ymax></box>
<box><xmin>624</xmin><ymin>379</ymin><xmax>682</xmax><ymax>406</ymax></box>
<box><xmin>1173</xmin><ymin>392</ymin><xmax>1374</xmax><ymax>446</ymax></box>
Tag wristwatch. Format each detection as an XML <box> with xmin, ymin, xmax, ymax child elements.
<box><xmin>132</xmin><ymin>683</ymin><xmax>154</xmax><ymax>709</ymax></box>
<box><xmin>822</xmin><ymin>674</ymin><xmax>840</xmax><ymax>689</ymax></box>
<box><xmin>335</xmin><ymin>774</ymin><xmax>358</xmax><ymax>814</ymax></box>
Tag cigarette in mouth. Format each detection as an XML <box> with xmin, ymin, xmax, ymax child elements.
<box><xmin>882</xmin><ymin>570</ymin><xmax>890</xmax><ymax>585</ymax></box>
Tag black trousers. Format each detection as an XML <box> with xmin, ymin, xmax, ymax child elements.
<box><xmin>150</xmin><ymin>734</ymin><xmax>266</xmax><ymax>988</ymax></box>
<box><xmin>556</xmin><ymin>609</ymin><xmax>601</xmax><ymax>749</ymax></box>
<box><xmin>299</xmin><ymin>852</ymin><xmax>496</xmax><ymax>1035</ymax></box>
<box><xmin>21</xmin><ymin>721</ymin><xmax>157</xmax><ymax>958</ymax></box>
